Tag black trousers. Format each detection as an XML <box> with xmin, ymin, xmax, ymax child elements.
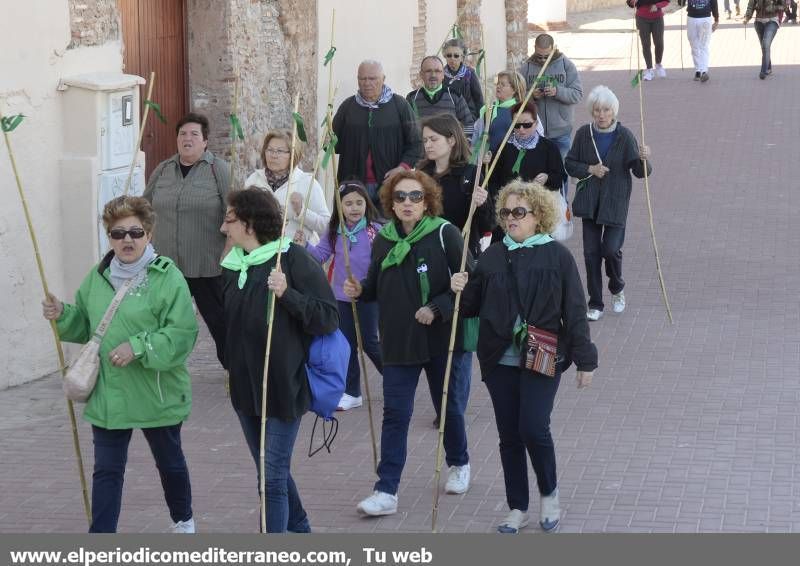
<box><xmin>581</xmin><ymin>219</ymin><xmax>626</xmax><ymax>312</ymax></box>
<box><xmin>185</xmin><ymin>276</ymin><xmax>226</xmax><ymax>368</ymax></box>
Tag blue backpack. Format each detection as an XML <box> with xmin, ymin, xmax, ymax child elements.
<box><xmin>305</xmin><ymin>328</ymin><xmax>349</xmax><ymax>455</ymax></box>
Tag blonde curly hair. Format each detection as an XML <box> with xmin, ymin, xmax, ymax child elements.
<box><xmin>495</xmin><ymin>179</ymin><xmax>559</xmax><ymax>235</ymax></box>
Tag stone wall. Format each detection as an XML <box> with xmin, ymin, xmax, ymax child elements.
<box><xmin>68</xmin><ymin>0</ymin><xmax>120</xmax><ymax>48</ymax></box>
<box><xmin>187</xmin><ymin>0</ymin><xmax>318</xmax><ymax>187</ymax></box>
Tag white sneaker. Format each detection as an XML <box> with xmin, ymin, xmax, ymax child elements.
<box><xmin>612</xmin><ymin>291</ymin><xmax>626</xmax><ymax>313</ymax></box>
<box><xmin>497</xmin><ymin>509</ymin><xmax>530</xmax><ymax>533</ymax></box>
<box><xmin>336</xmin><ymin>393</ymin><xmax>363</xmax><ymax>411</ymax></box>
<box><xmin>445</xmin><ymin>463</ymin><xmax>471</xmax><ymax>494</ymax></box>
<box><xmin>357</xmin><ymin>491</ymin><xmax>398</xmax><ymax>516</ymax></box>
<box><xmin>169</xmin><ymin>518</ymin><xmax>195</xmax><ymax>533</ymax></box>
<box><xmin>539</xmin><ymin>489</ymin><xmax>561</xmax><ymax>532</ymax></box>
<box><xmin>642</xmin><ymin>68</ymin><xmax>654</xmax><ymax>81</ymax></box>
<box><xmin>655</xmin><ymin>64</ymin><xmax>667</xmax><ymax>78</ymax></box>
<box><xmin>586</xmin><ymin>309</ymin><xmax>603</xmax><ymax>321</ymax></box>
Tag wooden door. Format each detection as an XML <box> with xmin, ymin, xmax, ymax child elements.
<box><xmin>120</xmin><ymin>0</ymin><xmax>187</xmax><ymax>178</ymax></box>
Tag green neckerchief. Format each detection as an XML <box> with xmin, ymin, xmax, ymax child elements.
<box><xmin>221</xmin><ymin>237</ymin><xmax>291</xmax><ymax>289</ymax></box>
<box><xmin>423</xmin><ymin>84</ymin><xmax>443</xmax><ymax>99</ymax></box>
<box><xmin>338</xmin><ymin>217</ymin><xmax>367</xmax><ymax>243</ymax></box>
<box><xmin>380</xmin><ymin>216</ymin><xmax>449</xmax><ymax>270</ymax></box>
<box><xmin>503</xmin><ymin>232</ymin><xmax>553</xmax><ymax>251</ymax></box>
<box><xmin>511</xmin><ymin>148</ymin><xmax>526</xmax><ymax>175</ymax></box>
<box><xmin>479</xmin><ymin>97</ymin><xmax>516</xmax><ymax>121</ymax></box>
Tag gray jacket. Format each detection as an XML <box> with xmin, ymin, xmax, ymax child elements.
<box><xmin>144</xmin><ymin>151</ymin><xmax>230</xmax><ymax>278</ymax></box>
<box><xmin>519</xmin><ymin>52</ymin><xmax>583</xmax><ymax>139</ymax></box>
<box><xmin>406</xmin><ymin>87</ymin><xmax>475</xmax><ymax>137</ymax></box>
<box><xmin>565</xmin><ymin>122</ymin><xmax>651</xmax><ymax>228</ymax></box>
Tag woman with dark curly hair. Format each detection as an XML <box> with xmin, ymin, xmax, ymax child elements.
<box><xmin>343</xmin><ymin>170</ymin><xmax>472</xmax><ymax>516</ymax></box>
<box><xmin>219</xmin><ymin>188</ymin><xmax>339</xmax><ymax>533</ymax></box>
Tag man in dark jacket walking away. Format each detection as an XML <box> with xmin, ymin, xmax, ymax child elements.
<box><xmin>407</xmin><ymin>56</ymin><xmax>475</xmax><ymax>138</ymax></box>
<box><xmin>333</xmin><ymin>60</ymin><xmax>422</xmax><ymax>208</ymax></box>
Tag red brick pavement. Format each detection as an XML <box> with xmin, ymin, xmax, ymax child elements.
<box><xmin>1</xmin><ymin>7</ymin><xmax>799</xmax><ymax>533</ymax></box>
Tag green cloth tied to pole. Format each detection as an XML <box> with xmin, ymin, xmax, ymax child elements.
<box><xmin>144</xmin><ymin>100</ymin><xmax>167</xmax><ymax>124</ymax></box>
<box><xmin>229</xmin><ymin>113</ymin><xmax>244</xmax><ymax>140</ymax></box>
<box><xmin>379</xmin><ymin>217</ymin><xmax>449</xmax><ymax>271</ymax></box>
<box><xmin>323</xmin><ymin>46</ymin><xmax>337</xmax><ymax>66</ymax></box>
<box><xmin>220</xmin><ymin>238</ymin><xmax>291</xmax><ymax>289</ymax></box>
<box><xmin>322</xmin><ymin>132</ymin><xmax>338</xmax><ymax>169</ymax></box>
<box><xmin>631</xmin><ymin>70</ymin><xmax>643</xmax><ymax>88</ymax></box>
<box><xmin>292</xmin><ymin>112</ymin><xmax>307</xmax><ymax>142</ymax></box>
<box><xmin>0</xmin><ymin>114</ymin><xmax>24</xmax><ymax>132</ymax></box>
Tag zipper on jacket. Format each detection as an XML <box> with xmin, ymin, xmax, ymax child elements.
<box><xmin>156</xmin><ymin>371</ymin><xmax>164</xmax><ymax>403</ymax></box>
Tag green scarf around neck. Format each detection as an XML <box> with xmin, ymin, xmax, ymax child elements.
<box><xmin>423</xmin><ymin>84</ymin><xmax>443</xmax><ymax>99</ymax></box>
<box><xmin>480</xmin><ymin>97</ymin><xmax>517</xmax><ymax>121</ymax></box>
<box><xmin>221</xmin><ymin>237</ymin><xmax>291</xmax><ymax>288</ymax></box>
<box><xmin>380</xmin><ymin>216</ymin><xmax>448</xmax><ymax>270</ymax></box>
<box><xmin>503</xmin><ymin>232</ymin><xmax>553</xmax><ymax>250</ymax></box>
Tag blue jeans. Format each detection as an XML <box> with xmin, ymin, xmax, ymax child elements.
<box><xmin>375</xmin><ymin>353</ymin><xmax>470</xmax><ymax>495</ymax></box>
<box><xmin>89</xmin><ymin>424</ymin><xmax>192</xmax><ymax>533</ymax></box>
<box><xmin>582</xmin><ymin>219</ymin><xmax>626</xmax><ymax>311</ymax></box>
<box><xmin>338</xmin><ymin>300</ymin><xmax>382</xmax><ymax>397</ymax></box>
<box><xmin>236</xmin><ymin>412</ymin><xmax>310</xmax><ymax>533</ymax></box>
<box><xmin>548</xmin><ymin>132</ymin><xmax>572</xmax><ymax>200</ymax></box>
<box><xmin>754</xmin><ymin>20</ymin><xmax>778</xmax><ymax>75</ymax></box>
<box><xmin>428</xmin><ymin>351</ymin><xmax>472</xmax><ymax>418</ymax></box>
<box><xmin>484</xmin><ymin>365</ymin><xmax>561</xmax><ymax>511</ymax></box>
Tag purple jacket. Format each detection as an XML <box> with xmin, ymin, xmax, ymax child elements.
<box><xmin>306</xmin><ymin>221</ymin><xmax>382</xmax><ymax>302</ymax></box>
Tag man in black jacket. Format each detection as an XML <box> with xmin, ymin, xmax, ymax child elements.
<box><xmin>333</xmin><ymin>60</ymin><xmax>422</xmax><ymax>208</ymax></box>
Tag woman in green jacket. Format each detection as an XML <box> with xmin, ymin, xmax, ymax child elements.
<box><xmin>42</xmin><ymin>196</ymin><xmax>199</xmax><ymax>533</ymax></box>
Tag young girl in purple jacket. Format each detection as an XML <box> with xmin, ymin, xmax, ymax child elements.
<box><xmin>294</xmin><ymin>181</ymin><xmax>384</xmax><ymax>410</ymax></box>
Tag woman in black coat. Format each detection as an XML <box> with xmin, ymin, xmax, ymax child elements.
<box><xmin>219</xmin><ymin>188</ymin><xmax>339</xmax><ymax>533</ymax></box>
<box><xmin>487</xmin><ymin>100</ymin><xmax>565</xmax><ymax>240</ymax></box>
<box><xmin>344</xmin><ymin>170</ymin><xmax>472</xmax><ymax>517</ymax></box>
<box><xmin>565</xmin><ymin>85</ymin><xmax>651</xmax><ymax>321</ymax></box>
<box><xmin>442</xmin><ymin>38</ymin><xmax>484</xmax><ymax>120</ymax></box>
<box><xmin>451</xmin><ymin>180</ymin><xmax>597</xmax><ymax>534</ymax></box>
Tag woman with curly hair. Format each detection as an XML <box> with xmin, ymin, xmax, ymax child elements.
<box><xmin>344</xmin><ymin>170</ymin><xmax>472</xmax><ymax>516</ymax></box>
<box><xmin>451</xmin><ymin>180</ymin><xmax>597</xmax><ymax>534</ymax></box>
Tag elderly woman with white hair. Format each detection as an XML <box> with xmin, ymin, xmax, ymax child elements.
<box><xmin>565</xmin><ymin>85</ymin><xmax>651</xmax><ymax>321</ymax></box>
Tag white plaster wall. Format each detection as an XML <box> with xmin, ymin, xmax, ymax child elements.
<box><xmin>529</xmin><ymin>0</ymin><xmax>567</xmax><ymax>25</ymax></box>
<box><xmin>481</xmin><ymin>0</ymin><xmax>510</xmax><ymax>78</ymax></box>
<box><xmin>0</xmin><ymin>1</ymin><xmax>122</xmax><ymax>389</ymax></box>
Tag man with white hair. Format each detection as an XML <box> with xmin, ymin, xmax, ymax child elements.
<box><xmin>333</xmin><ymin>60</ymin><xmax>422</xmax><ymax>207</ymax></box>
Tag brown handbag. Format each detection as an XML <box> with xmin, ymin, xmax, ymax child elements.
<box><xmin>521</xmin><ymin>325</ymin><xmax>558</xmax><ymax>377</ymax></box>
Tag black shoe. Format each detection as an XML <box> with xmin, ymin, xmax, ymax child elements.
<box><xmin>700</xmin><ymin>72</ymin><xmax>710</xmax><ymax>82</ymax></box>
<box><xmin>759</xmin><ymin>71</ymin><xmax>767</xmax><ymax>79</ymax></box>
<box><xmin>694</xmin><ymin>71</ymin><xmax>701</xmax><ymax>81</ymax></box>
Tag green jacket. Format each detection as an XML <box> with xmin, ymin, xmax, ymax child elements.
<box><xmin>56</xmin><ymin>254</ymin><xmax>198</xmax><ymax>430</ymax></box>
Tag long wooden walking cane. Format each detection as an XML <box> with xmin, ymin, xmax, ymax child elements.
<box><xmin>1</xmin><ymin>107</ymin><xmax>92</xmax><ymax>525</ymax></box>
<box><xmin>123</xmin><ymin>71</ymin><xmax>155</xmax><ymax>196</ymax></box>
<box><xmin>681</xmin><ymin>5</ymin><xmax>685</xmax><ymax>71</ymax></box>
<box><xmin>258</xmin><ymin>94</ymin><xmax>302</xmax><ymax>532</ymax></box>
<box><xmin>229</xmin><ymin>68</ymin><xmax>243</xmax><ymax>193</ymax></box>
<box><xmin>430</xmin><ymin>101</ymin><xmax>494</xmax><ymax>533</ymax></box>
<box><xmin>318</xmin><ymin>10</ymin><xmax>378</xmax><ymax>472</ymax></box>
<box><xmin>634</xmin><ymin>32</ymin><xmax>674</xmax><ymax>324</ymax></box>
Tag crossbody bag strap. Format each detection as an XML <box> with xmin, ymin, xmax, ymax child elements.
<box><xmin>93</xmin><ymin>277</ymin><xmax>136</xmax><ymax>340</ymax></box>
<box><xmin>588</xmin><ymin>124</ymin><xmax>603</xmax><ymax>166</ymax></box>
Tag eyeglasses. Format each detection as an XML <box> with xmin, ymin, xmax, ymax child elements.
<box><xmin>444</xmin><ymin>53</ymin><xmax>462</xmax><ymax>59</ymax></box>
<box><xmin>499</xmin><ymin>207</ymin><xmax>535</xmax><ymax>220</ymax></box>
<box><xmin>392</xmin><ymin>190</ymin><xmax>425</xmax><ymax>204</ymax></box>
<box><xmin>265</xmin><ymin>148</ymin><xmax>290</xmax><ymax>156</ymax></box>
<box><xmin>109</xmin><ymin>227</ymin><xmax>146</xmax><ymax>240</ymax></box>
<box><xmin>532</xmin><ymin>52</ymin><xmax>551</xmax><ymax>62</ymax></box>
<box><xmin>513</xmin><ymin>122</ymin><xmax>536</xmax><ymax>130</ymax></box>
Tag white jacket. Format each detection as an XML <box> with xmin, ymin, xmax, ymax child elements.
<box><xmin>244</xmin><ymin>167</ymin><xmax>331</xmax><ymax>244</ymax></box>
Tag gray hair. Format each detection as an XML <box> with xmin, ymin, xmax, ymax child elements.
<box><xmin>442</xmin><ymin>38</ymin><xmax>467</xmax><ymax>54</ymax></box>
<box><xmin>358</xmin><ymin>60</ymin><xmax>385</xmax><ymax>75</ymax></box>
<box><xmin>586</xmin><ymin>85</ymin><xmax>619</xmax><ymax>117</ymax></box>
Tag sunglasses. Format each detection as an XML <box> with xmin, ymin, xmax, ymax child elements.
<box><xmin>393</xmin><ymin>190</ymin><xmax>425</xmax><ymax>204</ymax></box>
<box><xmin>513</xmin><ymin>122</ymin><xmax>536</xmax><ymax>130</ymax></box>
<box><xmin>444</xmin><ymin>53</ymin><xmax>462</xmax><ymax>59</ymax></box>
<box><xmin>499</xmin><ymin>207</ymin><xmax>535</xmax><ymax>220</ymax></box>
<box><xmin>109</xmin><ymin>227</ymin><xmax>146</xmax><ymax>240</ymax></box>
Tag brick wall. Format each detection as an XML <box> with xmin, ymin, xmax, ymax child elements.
<box><xmin>505</xmin><ymin>0</ymin><xmax>528</xmax><ymax>69</ymax></box>
<box><xmin>68</xmin><ymin>0</ymin><xmax>120</xmax><ymax>48</ymax></box>
<box><xmin>410</xmin><ymin>0</ymin><xmax>428</xmax><ymax>88</ymax></box>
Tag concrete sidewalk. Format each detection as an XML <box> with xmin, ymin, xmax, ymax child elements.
<box><xmin>1</xmin><ymin>7</ymin><xmax>799</xmax><ymax>533</ymax></box>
